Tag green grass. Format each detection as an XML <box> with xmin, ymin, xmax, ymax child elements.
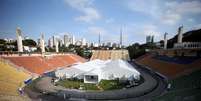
<box><xmin>56</xmin><ymin>79</ymin><xmax>81</xmax><ymax>89</ymax></box>
<box><xmin>83</xmin><ymin>83</ymin><xmax>99</xmax><ymax>90</ymax></box>
<box><xmin>98</xmin><ymin>80</ymin><xmax>125</xmax><ymax>90</ymax></box>
<box><xmin>56</xmin><ymin>79</ymin><xmax>128</xmax><ymax>91</ymax></box>
<box><xmin>153</xmin><ymin>69</ymin><xmax>201</xmax><ymax>101</ymax></box>
<box><xmin>56</xmin><ymin>79</ymin><xmax>99</xmax><ymax>90</ymax></box>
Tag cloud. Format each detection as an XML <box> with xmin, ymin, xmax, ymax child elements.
<box><xmin>105</xmin><ymin>18</ymin><xmax>114</xmax><ymax>23</ymax></box>
<box><xmin>57</xmin><ymin>32</ymin><xmax>71</xmax><ymax>37</ymax></box>
<box><xmin>127</xmin><ymin>0</ymin><xmax>201</xmax><ymax>25</ymax></box>
<box><xmin>127</xmin><ymin>0</ymin><xmax>160</xmax><ymax>17</ymax></box>
<box><xmin>87</xmin><ymin>26</ymin><xmax>107</xmax><ymax>35</ymax></box>
<box><xmin>126</xmin><ymin>24</ymin><xmax>160</xmax><ymax>36</ymax></box>
<box><xmin>65</xmin><ymin>0</ymin><xmax>101</xmax><ymax>23</ymax></box>
<box><xmin>160</xmin><ymin>1</ymin><xmax>201</xmax><ymax>25</ymax></box>
<box><xmin>160</xmin><ymin>13</ymin><xmax>181</xmax><ymax>25</ymax></box>
<box><xmin>165</xmin><ymin>1</ymin><xmax>201</xmax><ymax>15</ymax></box>
<box><xmin>187</xmin><ymin>18</ymin><xmax>194</xmax><ymax>22</ymax></box>
<box><xmin>192</xmin><ymin>24</ymin><xmax>201</xmax><ymax>30</ymax></box>
<box><xmin>141</xmin><ymin>24</ymin><xmax>160</xmax><ymax>37</ymax></box>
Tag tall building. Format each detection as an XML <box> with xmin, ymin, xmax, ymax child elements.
<box><xmin>112</xmin><ymin>43</ymin><xmax>117</xmax><ymax>48</ymax></box>
<box><xmin>98</xmin><ymin>33</ymin><xmax>101</xmax><ymax>46</ymax></box>
<box><xmin>58</xmin><ymin>38</ymin><xmax>63</xmax><ymax>47</ymax></box>
<box><xmin>53</xmin><ymin>35</ymin><xmax>56</xmax><ymax>46</ymax></box>
<box><xmin>64</xmin><ymin>34</ymin><xmax>71</xmax><ymax>47</ymax></box>
<box><xmin>64</xmin><ymin>34</ymin><xmax>68</xmax><ymax>46</ymax></box>
<box><xmin>71</xmin><ymin>35</ymin><xmax>75</xmax><ymax>45</ymax></box>
<box><xmin>146</xmin><ymin>35</ymin><xmax>152</xmax><ymax>43</ymax></box>
<box><xmin>120</xmin><ymin>28</ymin><xmax>123</xmax><ymax>48</ymax></box>
<box><xmin>107</xmin><ymin>42</ymin><xmax>112</xmax><ymax>47</ymax></box>
<box><xmin>16</xmin><ymin>27</ymin><xmax>23</xmax><ymax>52</ymax></box>
<box><xmin>90</xmin><ymin>42</ymin><xmax>94</xmax><ymax>47</ymax></box>
<box><xmin>48</xmin><ymin>38</ymin><xmax>53</xmax><ymax>48</ymax></box>
<box><xmin>82</xmin><ymin>38</ymin><xmax>86</xmax><ymax>46</ymax></box>
<box><xmin>151</xmin><ymin>35</ymin><xmax>154</xmax><ymax>43</ymax></box>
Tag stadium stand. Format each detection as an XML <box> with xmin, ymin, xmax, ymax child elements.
<box><xmin>70</xmin><ymin>54</ymin><xmax>86</xmax><ymax>63</ymax></box>
<box><xmin>44</xmin><ymin>56</ymin><xmax>67</xmax><ymax>68</ymax></box>
<box><xmin>3</xmin><ymin>54</ymin><xmax>86</xmax><ymax>75</ymax></box>
<box><xmin>153</xmin><ymin>69</ymin><xmax>201</xmax><ymax>101</ymax></box>
<box><xmin>0</xmin><ymin>59</ymin><xmax>31</xmax><ymax>100</ymax></box>
<box><xmin>91</xmin><ymin>50</ymin><xmax>129</xmax><ymax>60</ymax></box>
<box><xmin>137</xmin><ymin>53</ymin><xmax>201</xmax><ymax>79</ymax></box>
<box><xmin>4</xmin><ymin>56</ymin><xmax>51</xmax><ymax>74</ymax></box>
<box><xmin>152</xmin><ymin>55</ymin><xmax>199</xmax><ymax>64</ymax></box>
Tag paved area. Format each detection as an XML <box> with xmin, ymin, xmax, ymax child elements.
<box><xmin>25</xmin><ymin>61</ymin><xmax>167</xmax><ymax>101</ymax></box>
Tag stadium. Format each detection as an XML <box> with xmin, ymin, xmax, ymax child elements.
<box><xmin>1</xmin><ymin>27</ymin><xmax>201</xmax><ymax>101</ymax></box>
<box><xmin>1</xmin><ymin>1</ymin><xmax>201</xmax><ymax>101</ymax></box>
<box><xmin>1</xmin><ymin>26</ymin><xmax>200</xmax><ymax>101</ymax></box>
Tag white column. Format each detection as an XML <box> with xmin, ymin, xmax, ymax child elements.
<box><xmin>16</xmin><ymin>27</ymin><xmax>23</xmax><ymax>52</ymax></box>
<box><xmin>164</xmin><ymin>33</ymin><xmax>168</xmax><ymax>50</ymax></box>
<box><xmin>55</xmin><ymin>39</ymin><xmax>59</xmax><ymax>53</ymax></box>
<box><xmin>40</xmin><ymin>33</ymin><xmax>45</xmax><ymax>53</ymax></box>
<box><xmin>177</xmin><ymin>26</ymin><xmax>183</xmax><ymax>43</ymax></box>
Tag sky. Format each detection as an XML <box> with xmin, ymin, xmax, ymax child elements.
<box><xmin>0</xmin><ymin>0</ymin><xmax>201</xmax><ymax>45</ymax></box>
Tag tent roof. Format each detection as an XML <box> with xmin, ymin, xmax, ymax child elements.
<box><xmin>55</xmin><ymin>59</ymin><xmax>140</xmax><ymax>79</ymax></box>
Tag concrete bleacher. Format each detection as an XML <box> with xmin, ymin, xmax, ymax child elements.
<box><xmin>70</xmin><ymin>54</ymin><xmax>86</xmax><ymax>63</ymax></box>
<box><xmin>137</xmin><ymin>53</ymin><xmax>201</xmax><ymax>79</ymax></box>
<box><xmin>4</xmin><ymin>56</ymin><xmax>51</xmax><ymax>75</ymax></box>
<box><xmin>3</xmin><ymin>54</ymin><xmax>86</xmax><ymax>75</ymax></box>
<box><xmin>153</xmin><ymin>55</ymin><xmax>199</xmax><ymax>64</ymax></box>
<box><xmin>153</xmin><ymin>69</ymin><xmax>201</xmax><ymax>101</ymax></box>
<box><xmin>0</xmin><ymin>60</ymin><xmax>30</xmax><ymax>99</ymax></box>
<box><xmin>91</xmin><ymin>50</ymin><xmax>129</xmax><ymax>60</ymax></box>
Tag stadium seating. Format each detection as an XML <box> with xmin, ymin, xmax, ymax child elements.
<box><xmin>153</xmin><ymin>55</ymin><xmax>199</xmax><ymax>64</ymax></box>
<box><xmin>0</xmin><ymin>60</ymin><xmax>30</xmax><ymax>96</ymax></box>
<box><xmin>91</xmin><ymin>50</ymin><xmax>129</xmax><ymax>60</ymax></box>
<box><xmin>153</xmin><ymin>69</ymin><xmax>201</xmax><ymax>101</ymax></box>
<box><xmin>3</xmin><ymin>54</ymin><xmax>86</xmax><ymax>75</ymax></box>
<box><xmin>70</xmin><ymin>54</ymin><xmax>87</xmax><ymax>62</ymax></box>
<box><xmin>137</xmin><ymin>54</ymin><xmax>201</xmax><ymax>78</ymax></box>
<box><xmin>4</xmin><ymin>56</ymin><xmax>51</xmax><ymax>74</ymax></box>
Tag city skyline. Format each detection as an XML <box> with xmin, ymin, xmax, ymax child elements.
<box><xmin>1</xmin><ymin>0</ymin><xmax>201</xmax><ymax>45</ymax></box>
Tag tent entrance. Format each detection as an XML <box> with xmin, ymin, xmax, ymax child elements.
<box><xmin>84</xmin><ymin>75</ymin><xmax>98</xmax><ymax>84</ymax></box>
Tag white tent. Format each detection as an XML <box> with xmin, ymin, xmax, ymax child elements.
<box><xmin>55</xmin><ymin>59</ymin><xmax>140</xmax><ymax>83</ymax></box>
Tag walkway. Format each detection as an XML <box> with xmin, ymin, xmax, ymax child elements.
<box><xmin>25</xmin><ymin>61</ymin><xmax>167</xmax><ymax>101</ymax></box>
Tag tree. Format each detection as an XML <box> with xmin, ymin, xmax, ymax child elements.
<box><xmin>22</xmin><ymin>39</ymin><xmax>37</xmax><ymax>47</ymax></box>
<box><xmin>0</xmin><ymin>39</ymin><xmax>6</xmax><ymax>45</ymax></box>
<box><xmin>59</xmin><ymin>45</ymin><xmax>69</xmax><ymax>52</ymax></box>
<box><xmin>127</xmin><ymin>43</ymin><xmax>146</xmax><ymax>60</ymax></box>
<box><xmin>0</xmin><ymin>39</ymin><xmax>6</xmax><ymax>51</ymax></box>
